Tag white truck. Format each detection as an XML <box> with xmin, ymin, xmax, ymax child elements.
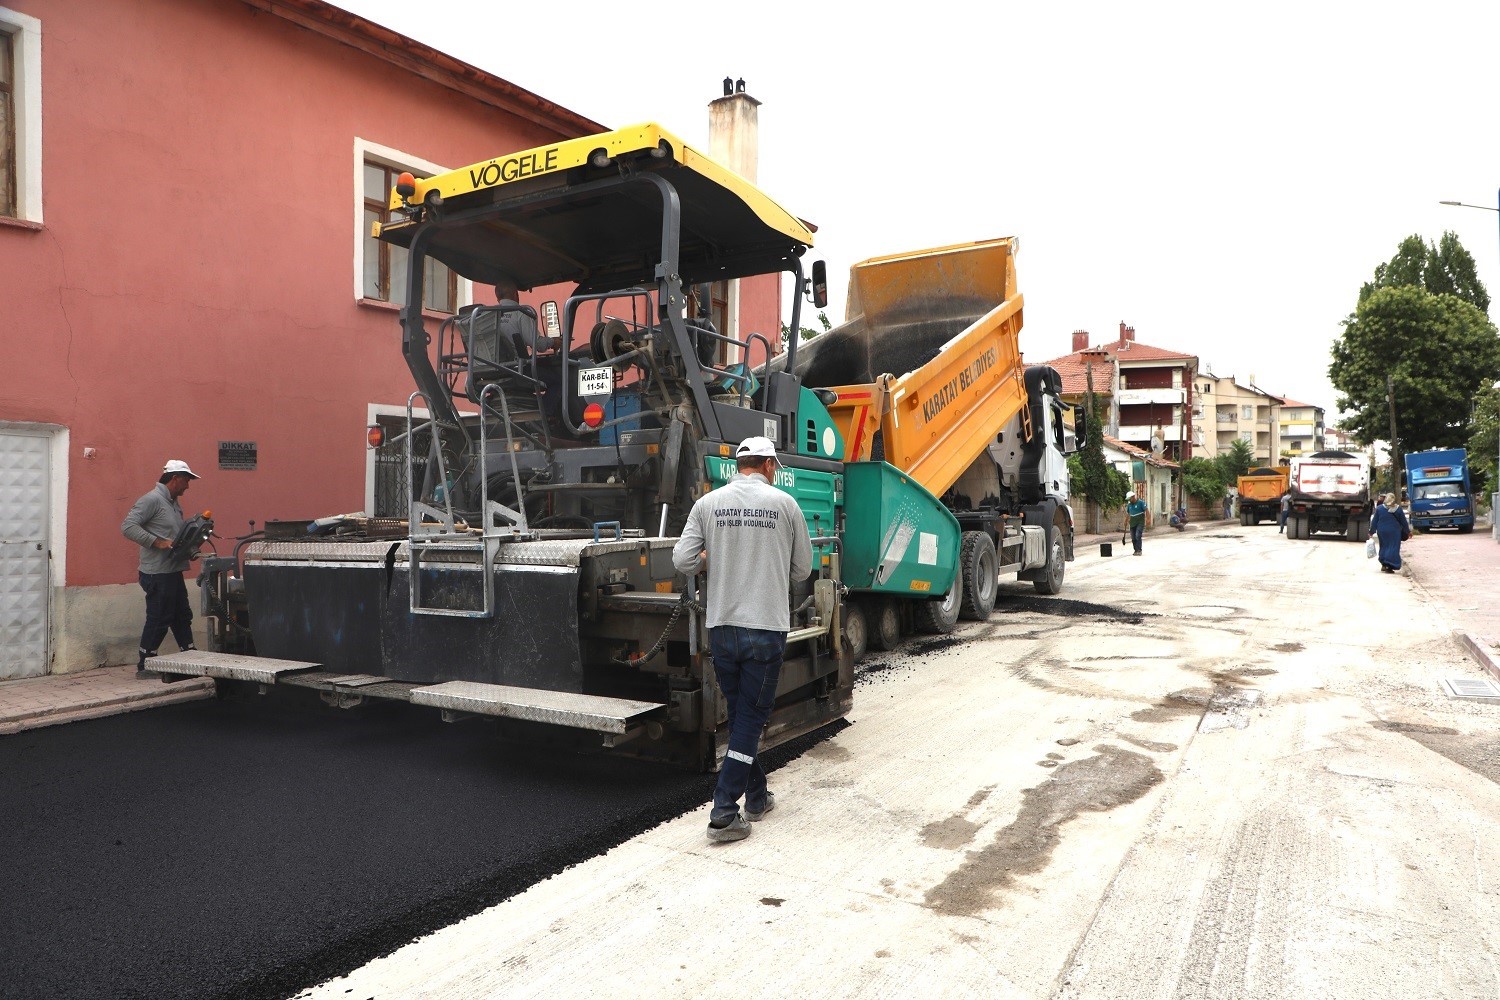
<box><xmin>1285</xmin><ymin>450</ymin><xmax>1371</xmax><ymax>541</ymax></box>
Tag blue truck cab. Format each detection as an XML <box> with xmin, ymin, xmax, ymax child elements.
<box><xmin>1404</xmin><ymin>448</ymin><xmax>1475</xmax><ymax>533</ymax></box>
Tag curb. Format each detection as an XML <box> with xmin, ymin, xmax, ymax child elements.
<box><xmin>0</xmin><ymin>679</ymin><xmax>216</xmax><ymax>736</ymax></box>
<box><xmin>1454</xmin><ymin>631</ymin><xmax>1500</xmax><ymax>684</ymax></box>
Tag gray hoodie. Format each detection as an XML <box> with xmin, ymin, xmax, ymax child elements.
<box><xmin>121</xmin><ymin>483</ymin><xmax>190</xmax><ymax>574</ymax></box>
<box><xmin>672</xmin><ymin>473</ymin><xmax>813</xmax><ymax>631</ymax></box>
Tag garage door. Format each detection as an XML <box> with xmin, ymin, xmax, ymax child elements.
<box><xmin>0</xmin><ymin>431</ymin><xmax>50</xmax><ymax>679</ymax></box>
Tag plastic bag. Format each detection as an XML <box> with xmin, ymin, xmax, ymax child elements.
<box><xmin>1365</xmin><ymin>536</ymin><xmax>1377</xmax><ymax>559</ymax></box>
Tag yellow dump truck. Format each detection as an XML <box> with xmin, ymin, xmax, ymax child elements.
<box><xmin>1236</xmin><ymin>467</ymin><xmax>1289</xmax><ymax>525</ymax></box>
<box><xmin>790</xmin><ymin>238</ymin><xmax>1082</xmax><ymax>647</ymax></box>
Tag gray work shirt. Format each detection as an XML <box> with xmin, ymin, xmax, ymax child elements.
<box><xmin>121</xmin><ymin>483</ymin><xmax>190</xmax><ymax>574</ymax></box>
<box><xmin>672</xmin><ymin>472</ymin><xmax>813</xmax><ymax>632</ymax></box>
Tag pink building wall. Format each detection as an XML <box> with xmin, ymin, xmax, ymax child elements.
<box><xmin>0</xmin><ymin>0</ymin><xmax>788</xmax><ymax>671</ymax></box>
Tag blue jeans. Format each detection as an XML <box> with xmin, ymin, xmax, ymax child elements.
<box><xmin>1130</xmin><ymin>523</ymin><xmax>1144</xmax><ymax>553</ymax></box>
<box><xmin>708</xmin><ymin>626</ymin><xmax>784</xmax><ymax>824</ymax></box>
<box><xmin>138</xmin><ymin>571</ymin><xmax>194</xmax><ymax>664</ymax></box>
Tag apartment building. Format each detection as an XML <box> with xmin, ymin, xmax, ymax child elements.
<box><xmin>1278</xmin><ymin>398</ymin><xmax>1327</xmax><ymax>457</ymax></box>
<box><xmin>1193</xmin><ymin>369</ymin><xmax>1283</xmax><ymax>465</ymax></box>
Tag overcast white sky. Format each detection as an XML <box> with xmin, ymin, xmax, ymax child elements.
<box><xmin>342</xmin><ymin>0</ymin><xmax>1500</xmax><ymax>417</ymax></box>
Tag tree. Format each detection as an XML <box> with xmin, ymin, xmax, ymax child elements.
<box><xmin>1179</xmin><ymin>457</ymin><xmax>1225</xmax><ymax>505</ymax></box>
<box><xmin>1213</xmin><ymin>439</ymin><xmax>1255</xmax><ymax>482</ymax></box>
<box><xmin>1469</xmin><ymin>383</ymin><xmax>1499</xmax><ymax>504</ymax></box>
<box><xmin>781</xmin><ymin>310</ymin><xmax>832</xmax><ymax>342</ymax></box>
<box><xmin>1329</xmin><ymin>285</ymin><xmax>1500</xmax><ymax>453</ymax></box>
<box><xmin>1358</xmin><ymin>231</ymin><xmax>1490</xmax><ymax>314</ymax></box>
<box><xmin>1067</xmin><ymin>391</ymin><xmax>1129</xmax><ymax>531</ymax></box>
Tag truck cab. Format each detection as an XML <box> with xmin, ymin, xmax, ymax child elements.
<box><xmin>1405</xmin><ymin>448</ymin><xmax>1475</xmax><ymax>533</ymax></box>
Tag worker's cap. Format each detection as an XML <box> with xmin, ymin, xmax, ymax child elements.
<box><xmin>735</xmin><ymin>436</ymin><xmax>778</xmax><ymax>460</ymax></box>
<box><xmin>1126</xmin><ymin>491</ymin><xmax>1136</xmax><ymax>499</ymax></box>
<box><xmin>163</xmin><ymin>459</ymin><xmax>200</xmax><ymax>480</ymax></box>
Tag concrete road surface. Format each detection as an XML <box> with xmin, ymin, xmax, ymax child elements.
<box><xmin>304</xmin><ymin>523</ymin><xmax>1500</xmax><ymax>999</ymax></box>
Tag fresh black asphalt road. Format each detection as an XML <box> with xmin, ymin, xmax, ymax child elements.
<box><xmin>0</xmin><ymin>692</ymin><xmax>836</xmax><ymax>1000</ymax></box>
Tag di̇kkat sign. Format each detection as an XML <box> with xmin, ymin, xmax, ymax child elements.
<box><xmin>218</xmin><ymin>440</ymin><xmax>257</xmax><ymax>471</ymax></box>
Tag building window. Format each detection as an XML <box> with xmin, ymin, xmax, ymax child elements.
<box><xmin>0</xmin><ymin>30</ymin><xmax>13</xmax><ymax>217</ymax></box>
<box><xmin>1240</xmin><ymin>430</ymin><xmax>1253</xmax><ymax>444</ymax></box>
<box><xmin>0</xmin><ymin>9</ymin><xmax>40</xmax><ymax>223</ymax></box>
<box><xmin>1241</xmin><ymin>405</ymin><xmax>1253</xmax><ymax>420</ymax></box>
<box><xmin>362</xmin><ymin>160</ymin><xmax>457</xmax><ymax>312</ymax></box>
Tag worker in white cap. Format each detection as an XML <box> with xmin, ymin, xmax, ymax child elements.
<box><xmin>120</xmin><ymin>460</ymin><xmax>202</xmax><ymax>677</ymax></box>
<box><xmin>673</xmin><ymin>436</ymin><xmax>812</xmax><ymax>843</ymax></box>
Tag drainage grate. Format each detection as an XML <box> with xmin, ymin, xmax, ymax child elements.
<box><xmin>1439</xmin><ymin>677</ymin><xmax>1500</xmax><ymax>702</ymax></box>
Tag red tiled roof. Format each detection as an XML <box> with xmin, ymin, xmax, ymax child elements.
<box><xmin>1102</xmin><ymin>434</ymin><xmax>1179</xmax><ymax>469</ymax></box>
<box><xmin>1278</xmin><ymin>397</ymin><xmax>1320</xmax><ymax>410</ymax></box>
<box><xmin>1047</xmin><ymin>352</ymin><xmax>1111</xmax><ymax>396</ymax></box>
<box><xmin>1042</xmin><ymin>339</ymin><xmax>1196</xmax><ymax>395</ymax></box>
<box><xmin>1045</xmin><ymin>340</ymin><xmax>1196</xmax><ymax>366</ymax></box>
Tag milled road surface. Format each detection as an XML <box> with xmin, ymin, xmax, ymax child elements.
<box><xmin>0</xmin><ymin>694</ymin><xmax>829</xmax><ymax>1000</ymax></box>
<box><xmin>302</xmin><ymin>523</ymin><xmax>1500</xmax><ymax>998</ymax></box>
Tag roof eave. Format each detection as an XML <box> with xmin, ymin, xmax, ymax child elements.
<box><xmin>243</xmin><ymin>0</ymin><xmax>607</xmax><ymax>137</ymax></box>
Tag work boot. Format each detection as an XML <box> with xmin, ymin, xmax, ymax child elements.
<box><xmin>745</xmin><ymin>791</ymin><xmax>776</xmax><ymax>822</ymax></box>
<box><xmin>136</xmin><ymin>649</ymin><xmax>158</xmax><ymax>680</ymax></box>
<box><xmin>706</xmin><ymin>813</ymin><xmax>751</xmax><ymax>843</ymax></box>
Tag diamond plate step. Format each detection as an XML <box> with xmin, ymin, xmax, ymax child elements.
<box><xmin>150</xmin><ymin>651</ymin><xmax>320</xmax><ymax>685</ymax></box>
<box><xmin>409</xmin><ymin>681</ymin><xmax>663</xmax><ymax>733</ymax></box>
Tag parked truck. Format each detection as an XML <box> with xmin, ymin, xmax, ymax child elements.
<box><xmin>1236</xmin><ymin>466</ymin><xmax>1289</xmax><ymax>525</ymax></box>
<box><xmin>1404</xmin><ymin>448</ymin><xmax>1475</xmax><ymax>533</ymax></box>
<box><xmin>152</xmin><ymin>124</ymin><xmax>1078</xmax><ymax>769</ymax></box>
<box><xmin>1285</xmin><ymin>450</ymin><xmax>1371</xmax><ymax>541</ymax></box>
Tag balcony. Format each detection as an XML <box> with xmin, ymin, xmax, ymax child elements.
<box><xmin>1216</xmin><ymin>413</ymin><xmax>1237</xmax><ymax>424</ymax></box>
<box><xmin>1117</xmin><ymin>424</ymin><xmax>1186</xmax><ymax>442</ymax></box>
<box><xmin>1118</xmin><ymin>388</ymin><xmax>1186</xmax><ymax>406</ymax></box>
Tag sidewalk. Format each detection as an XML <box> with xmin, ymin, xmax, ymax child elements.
<box><xmin>0</xmin><ymin>665</ymin><xmax>215</xmax><ymax>736</ymax></box>
<box><xmin>1402</xmin><ymin>520</ymin><xmax>1500</xmax><ymax>683</ymax></box>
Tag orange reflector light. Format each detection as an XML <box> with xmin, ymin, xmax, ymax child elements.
<box><xmin>395</xmin><ymin>172</ymin><xmax>416</xmax><ymax>198</ymax></box>
<box><xmin>583</xmin><ymin>403</ymin><xmax>605</xmax><ymax>428</ymax></box>
<box><xmin>367</xmin><ymin>425</ymin><xmax>384</xmax><ymax>448</ymax></box>
<box><xmin>203</xmin><ymin>510</ymin><xmax>213</xmax><ymax>519</ymax></box>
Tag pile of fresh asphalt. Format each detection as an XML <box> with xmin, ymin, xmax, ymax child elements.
<box><xmin>0</xmin><ymin>693</ymin><xmax>842</xmax><ymax>999</ymax></box>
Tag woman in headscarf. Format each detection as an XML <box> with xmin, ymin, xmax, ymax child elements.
<box><xmin>1370</xmin><ymin>492</ymin><xmax>1410</xmax><ymax>574</ymax></box>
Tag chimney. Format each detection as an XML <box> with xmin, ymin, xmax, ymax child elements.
<box><xmin>709</xmin><ymin>79</ymin><xmax>761</xmax><ymax>182</ymax></box>
<box><xmin>1072</xmin><ymin>330</ymin><xmax>1089</xmax><ymax>352</ymax></box>
<box><xmin>709</xmin><ymin>81</ymin><xmax>763</xmax><ymax>354</ymax></box>
<box><xmin>1119</xmin><ymin>320</ymin><xmax>1128</xmax><ymax>344</ymax></box>
<box><xmin>1126</xmin><ymin>325</ymin><xmax>1136</xmax><ymax>342</ymax></box>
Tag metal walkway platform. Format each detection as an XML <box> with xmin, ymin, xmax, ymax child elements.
<box><xmin>409</xmin><ymin>681</ymin><xmax>663</xmax><ymax>733</ymax></box>
<box><xmin>150</xmin><ymin>651</ymin><xmax>320</xmax><ymax>685</ymax></box>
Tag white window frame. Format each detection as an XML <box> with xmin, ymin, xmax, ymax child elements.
<box><xmin>0</xmin><ymin>7</ymin><xmax>41</xmax><ymax>224</ymax></box>
<box><xmin>352</xmin><ymin>138</ymin><xmax>471</xmax><ymax>308</ymax></box>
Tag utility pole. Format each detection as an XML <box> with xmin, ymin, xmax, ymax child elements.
<box><xmin>1085</xmin><ymin>361</ymin><xmax>1099</xmax><ymax>533</ymax></box>
<box><xmin>1386</xmin><ymin>374</ymin><xmax>1402</xmax><ymax>498</ymax></box>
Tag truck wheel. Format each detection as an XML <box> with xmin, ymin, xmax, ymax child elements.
<box><xmin>1345</xmin><ymin>518</ymin><xmax>1360</xmax><ymax>542</ymax></box>
<box><xmin>1033</xmin><ymin>517</ymin><xmax>1067</xmax><ymax>595</ymax></box>
<box><xmin>959</xmin><ymin>531</ymin><xmax>998</xmax><ymax>620</ymax></box>
<box><xmin>870</xmin><ymin>599</ymin><xmax>903</xmax><ymax>651</ymax></box>
<box><xmin>1458</xmin><ymin>524</ymin><xmax>1474</xmax><ymax>534</ymax></box>
<box><xmin>914</xmin><ymin>572</ymin><xmax>962</xmax><ymax>635</ymax></box>
<box><xmin>841</xmin><ymin>600</ymin><xmax>869</xmax><ymax>664</ymax></box>
<box><xmin>1357</xmin><ymin>519</ymin><xmax>1371</xmax><ymax>542</ymax></box>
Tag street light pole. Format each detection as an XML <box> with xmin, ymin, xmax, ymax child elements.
<box><xmin>1439</xmin><ymin>188</ymin><xmax>1500</xmax><ymax>541</ymax></box>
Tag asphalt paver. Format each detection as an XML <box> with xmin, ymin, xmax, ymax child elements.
<box><xmin>0</xmin><ymin>693</ymin><xmax>835</xmax><ymax>1000</ymax></box>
